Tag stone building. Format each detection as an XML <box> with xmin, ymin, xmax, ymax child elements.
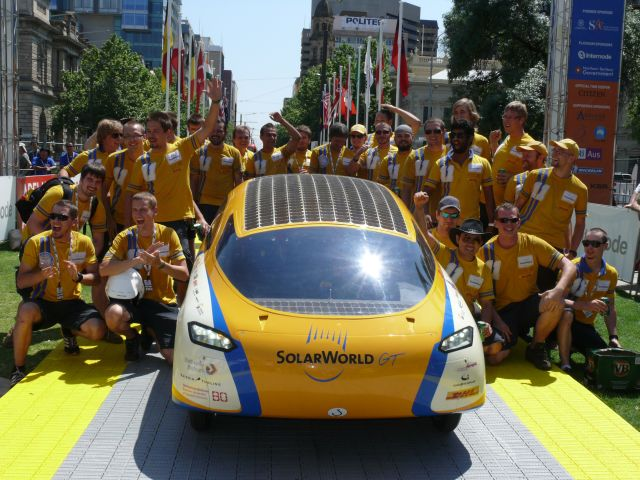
<box><xmin>300</xmin><ymin>0</ymin><xmax>335</xmax><ymax>77</ymax></box>
<box><xmin>17</xmin><ymin>0</ymin><xmax>85</xmax><ymax>149</ymax></box>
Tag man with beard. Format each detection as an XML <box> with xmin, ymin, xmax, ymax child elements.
<box><xmin>489</xmin><ymin>101</ymin><xmax>537</xmax><ymax>205</ymax></box>
<box><xmin>289</xmin><ymin>125</ymin><xmax>313</xmax><ymax>174</ymax></box>
<box><xmin>100</xmin><ymin>192</ymin><xmax>188</xmax><ymax>363</ymax></box>
<box><xmin>401</xmin><ymin>118</ymin><xmax>447</xmax><ymax>215</ymax></box>
<box><xmin>377</xmin><ymin>124</ymin><xmax>415</xmax><ymax>197</ymax></box>
<box><xmin>423</xmin><ymin>120</ymin><xmax>495</xmax><ymax>224</ymax></box>
<box><xmin>246</xmin><ymin>112</ymin><xmax>301</xmax><ymax>177</ymax></box>
<box><xmin>360</xmin><ymin>122</ymin><xmax>398</xmax><ymax>183</ymax></box>
<box><xmin>308</xmin><ymin>123</ymin><xmax>351</xmax><ymax>175</ymax></box>
<box><xmin>516</xmin><ymin>138</ymin><xmax>588</xmax><ymax>291</ymax></box>
<box><xmin>11</xmin><ymin>200</ymin><xmax>107</xmax><ymax>387</ymax></box>
<box><xmin>190</xmin><ymin>120</ymin><xmax>242</xmax><ymax>224</ymax></box>
<box><xmin>504</xmin><ymin>141</ymin><xmax>548</xmax><ymax>204</ymax></box>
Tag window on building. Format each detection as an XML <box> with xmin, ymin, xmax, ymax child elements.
<box><xmin>50</xmin><ymin>0</ymin><xmax>59</xmax><ymax>10</ymax></box>
<box><xmin>99</xmin><ymin>0</ymin><xmax>120</xmax><ymax>12</ymax></box>
<box><xmin>122</xmin><ymin>0</ymin><xmax>148</xmax><ymax>30</ymax></box>
<box><xmin>74</xmin><ymin>0</ymin><xmax>93</xmax><ymax>11</ymax></box>
<box><xmin>37</xmin><ymin>42</ymin><xmax>47</xmax><ymax>84</ymax></box>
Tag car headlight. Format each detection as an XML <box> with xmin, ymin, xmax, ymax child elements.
<box><xmin>188</xmin><ymin>322</ymin><xmax>236</xmax><ymax>352</ymax></box>
<box><xmin>439</xmin><ymin>326</ymin><xmax>474</xmax><ymax>353</ymax></box>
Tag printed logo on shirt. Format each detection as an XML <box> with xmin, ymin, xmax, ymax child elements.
<box><xmin>468</xmin><ymin>163</ymin><xmax>482</xmax><ymax>173</ymax></box>
<box><xmin>70</xmin><ymin>251</ymin><xmax>87</xmax><ymax>264</ymax></box>
<box><xmin>561</xmin><ymin>190</ymin><xmax>578</xmax><ymax>204</ymax></box>
<box><xmin>596</xmin><ymin>280</ymin><xmax>610</xmax><ymax>292</ymax></box>
<box><xmin>531</xmin><ymin>182</ymin><xmax>551</xmax><ymax>201</ymax></box>
<box><xmin>517</xmin><ymin>255</ymin><xmax>534</xmax><ymax>269</ymax></box>
<box><xmin>221</xmin><ymin>156</ymin><xmax>234</xmax><ymax>167</ymax></box>
<box><xmin>466</xmin><ymin>274</ymin><xmax>483</xmax><ymax>290</ymax></box>
<box><xmin>166</xmin><ymin>150</ymin><xmax>181</xmax><ymax>165</ymax></box>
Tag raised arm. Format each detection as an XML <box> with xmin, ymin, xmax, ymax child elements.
<box><xmin>270</xmin><ymin>112</ymin><xmax>301</xmax><ymax>157</ymax></box>
<box><xmin>193</xmin><ymin>78</ymin><xmax>223</xmax><ymax>146</ymax></box>
<box><xmin>380</xmin><ymin>103</ymin><xmax>421</xmax><ymax>134</ymax></box>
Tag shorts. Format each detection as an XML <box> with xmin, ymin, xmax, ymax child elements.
<box><xmin>109</xmin><ymin>298</ymin><xmax>179</xmax><ymax>349</ymax></box>
<box><xmin>158</xmin><ymin>219</ymin><xmax>194</xmax><ymax>271</ymax></box>
<box><xmin>497</xmin><ymin>294</ymin><xmax>542</xmax><ymax>349</ymax></box>
<box><xmin>26</xmin><ymin>299</ymin><xmax>101</xmax><ymax>332</ymax></box>
<box><xmin>571</xmin><ymin>320</ymin><xmax>607</xmax><ymax>354</ymax></box>
<box><xmin>197</xmin><ymin>203</ymin><xmax>220</xmax><ymax>226</ymax></box>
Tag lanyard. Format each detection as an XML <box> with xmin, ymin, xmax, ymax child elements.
<box><xmin>325</xmin><ymin>146</ymin><xmax>343</xmax><ymax>174</ymax></box>
<box><xmin>50</xmin><ymin>232</ymin><xmax>73</xmax><ymax>296</ymax></box>
<box><xmin>73</xmin><ymin>189</ymin><xmax>94</xmax><ymax>229</ymax></box>
<box><xmin>133</xmin><ymin>225</ymin><xmax>157</xmax><ymax>278</ymax></box>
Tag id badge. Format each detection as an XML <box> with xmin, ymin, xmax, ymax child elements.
<box><xmin>56</xmin><ymin>284</ymin><xmax>63</xmax><ymax>300</ymax></box>
<box><xmin>144</xmin><ymin>279</ymin><xmax>153</xmax><ymax>292</ymax></box>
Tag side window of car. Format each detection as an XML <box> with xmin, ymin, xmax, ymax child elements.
<box><xmin>204</xmin><ymin>214</ymin><xmax>223</xmax><ymax>251</ymax></box>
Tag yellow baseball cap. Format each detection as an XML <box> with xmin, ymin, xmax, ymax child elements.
<box><xmin>550</xmin><ymin>138</ymin><xmax>579</xmax><ymax>158</ymax></box>
<box><xmin>516</xmin><ymin>141</ymin><xmax>548</xmax><ymax>157</ymax></box>
<box><xmin>350</xmin><ymin>124</ymin><xmax>366</xmax><ymax>135</ymax></box>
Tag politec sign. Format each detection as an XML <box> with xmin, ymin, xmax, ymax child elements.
<box><xmin>333</xmin><ymin>16</ymin><xmax>396</xmax><ymax>34</ymax></box>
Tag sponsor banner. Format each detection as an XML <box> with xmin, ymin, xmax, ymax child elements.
<box><xmin>578</xmin><ymin>203</ymin><xmax>640</xmax><ymax>283</ymax></box>
<box><xmin>0</xmin><ymin>177</ymin><xmax>17</xmax><ymax>241</ymax></box>
<box><xmin>333</xmin><ymin>16</ymin><xmax>396</xmax><ymax>34</ymax></box>
<box><xmin>565</xmin><ymin>0</ymin><xmax>625</xmax><ymax>205</ymax></box>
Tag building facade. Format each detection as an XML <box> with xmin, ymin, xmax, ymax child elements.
<box><xmin>0</xmin><ymin>0</ymin><xmax>18</xmax><ymax>174</ymax></box>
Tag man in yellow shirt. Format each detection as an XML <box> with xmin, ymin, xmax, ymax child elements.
<box><xmin>126</xmin><ymin>77</ymin><xmax>221</xmax><ymax>277</ymax></box>
<box><xmin>517</xmin><ymin>138</ymin><xmax>588</xmax><ymax>291</ymax></box>
<box><xmin>379</xmin><ymin>124</ymin><xmax>415</xmax><ymax>197</ymax></box>
<box><xmin>190</xmin><ymin>120</ymin><xmax>242</xmax><ymax>224</ymax></box>
<box><xmin>558</xmin><ymin>228</ymin><xmax>620</xmax><ymax>372</ymax></box>
<box><xmin>309</xmin><ymin>123</ymin><xmax>353</xmax><ymax>175</ymax></box>
<box><xmin>246</xmin><ymin>112</ymin><xmax>301</xmax><ymax>177</ymax></box>
<box><xmin>186</xmin><ymin>113</ymin><xmax>204</xmax><ymax>135</ymax></box>
<box><xmin>428</xmin><ymin>196</ymin><xmax>461</xmax><ymax>250</ymax></box>
<box><xmin>11</xmin><ymin>200</ymin><xmax>107</xmax><ymax>387</ymax></box>
<box><xmin>451</xmin><ymin>98</ymin><xmax>491</xmax><ymax>160</ymax></box>
<box><xmin>360</xmin><ymin>122</ymin><xmax>398</xmax><ymax>183</ymax></box>
<box><xmin>60</xmin><ymin>119</ymin><xmax>123</xmax><ymax>178</ymax></box>
<box><xmin>341</xmin><ymin>124</ymin><xmax>369</xmax><ymax>175</ymax></box>
<box><xmin>402</xmin><ymin>118</ymin><xmax>447</xmax><ymax>215</ymax></box>
<box><xmin>479</xmin><ymin>203</ymin><xmax>576</xmax><ymax>369</ymax></box>
<box><xmin>503</xmin><ymin>141</ymin><xmax>547</xmax><ymax>204</ymax></box>
<box><xmin>489</xmin><ymin>101</ymin><xmax>537</xmax><ymax>205</ymax></box>
<box><xmin>288</xmin><ymin>125</ymin><xmax>312</xmax><ymax>174</ymax></box>
<box><xmin>104</xmin><ymin>121</ymin><xmax>146</xmax><ymax>235</ymax></box>
<box><xmin>100</xmin><ymin>192</ymin><xmax>188</xmax><ymax>364</ymax></box>
<box><xmin>233</xmin><ymin>125</ymin><xmax>253</xmax><ymax>180</ymax></box>
<box><xmin>424</xmin><ymin>120</ymin><xmax>495</xmax><ymax>223</ymax></box>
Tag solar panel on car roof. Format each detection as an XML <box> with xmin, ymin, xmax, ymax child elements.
<box><xmin>244</xmin><ymin>174</ymin><xmax>408</xmax><ymax>234</ymax></box>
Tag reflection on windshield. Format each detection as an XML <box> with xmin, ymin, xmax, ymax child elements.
<box><xmin>215</xmin><ymin>219</ymin><xmax>436</xmax><ymax>315</ymax></box>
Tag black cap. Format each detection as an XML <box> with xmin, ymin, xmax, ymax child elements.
<box><xmin>449</xmin><ymin>218</ymin><xmax>491</xmax><ymax>247</ymax></box>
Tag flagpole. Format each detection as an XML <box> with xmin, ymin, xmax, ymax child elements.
<box><xmin>177</xmin><ymin>31</ymin><xmax>182</xmax><ymax>135</ymax></box>
<box><xmin>365</xmin><ymin>36</ymin><xmax>372</xmax><ymax>134</ymax></box>
<box><xmin>376</xmin><ymin>19</ymin><xmax>384</xmax><ymax>108</ymax></box>
<box><xmin>346</xmin><ymin>56</ymin><xmax>351</xmax><ymax>135</ymax></box>
<box><xmin>394</xmin><ymin>1</ymin><xmax>404</xmax><ymax>128</ymax></box>
<box><xmin>187</xmin><ymin>32</ymin><xmax>192</xmax><ymax>120</ymax></box>
<box><xmin>164</xmin><ymin>2</ymin><xmax>172</xmax><ymax>111</ymax></box>
<box><xmin>355</xmin><ymin>46</ymin><xmax>361</xmax><ymax>125</ymax></box>
<box><xmin>338</xmin><ymin>65</ymin><xmax>343</xmax><ymax>123</ymax></box>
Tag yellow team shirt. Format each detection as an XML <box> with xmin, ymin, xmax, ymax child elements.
<box><xmin>246</xmin><ymin>147</ymin><xmax>291</xmax><ymax>176</ymax></box>
<box><xmin>309</xmin><ymin>144</ymin><xmax>349</xmax><ymax>175</ymax></box>
<box><xmin>64</xmin><ymin>147</ymin><xmax>111</xmax><ymax>176</ymax></box>
<box><xmin>430</xmin><ymin>227</ymin><xmax>456</xmax><ymax>250</ymax></box>
<box><xmin>238</xmin><ymin>149</ymin><xmax>254</xmax><ymax>177</ymax></box>
<box><xmin>503</xmin><ymin>171</ymin><xmax>530</xmax><ymax>204</ymax></box>
<box><xmin>432</xmin><ymin>241</ymin><xmax>494</xmax><ymax>309</ymax></box>
<box><xmin>22</xmin><ymin>230</ymin><xmax>96</xmax><ymax>302</ymax></box>
<box><xmin>105</xmin><ymin>224</ymin><xmax>186</xmax><ymax>304</ymax></box>
<box><xmin>104</xmin><ymin>149</ymin><xmax>139</xmax><ymax>226</ymax></box>
<box><xmin>359</xmin><ymin>145</ymin><xmax>399</xmax><ymax>183</ymax></box>
<box><xmin>569</xmin><ymin>257</ymin><xmax>618</xmax><ymax>325</ymax></box>
<box><xmin>425</xmin><ymin>151</ymin><xmax>492</xmax><ymax>220</ymax></box>
<box><xmin>491</xmin><ymin>132</ymin><xmax>535</xmax><ymax>205</ymax></box>
<box><xmin>190</xmin><ymin>143</ymin><xmax>241</xmax><ymax>206</ymax></box>
<box><xmin>288</xmin><ymin>150</ymin><xmax>312</xmax><ymax>174</ymax></box>
<box><xmin>126</xmin><ymin>135</ymin><xmax>203</xmax><ymax>223</ymax></box>
<box><xmin>479</xmin><ymin>233</ymin><xmax>563</xmax><ymax>310</ymax></box>
<box><xmin>404</xmin><ymin>146</ymin><xmax>445</xmax><ymax>217</ymax></box>
<box><xmin>518</xmin><ymin>168</ymin><xmax>588</xmax><ymax>249</ymax></box>
<box><xmin>377</xmin><ymin>149</ymin><xmax>414</xmax><ymax>192</ymax></box>
<box><xmin>23</xmin><ymin>184</ymin><xmax>107</xmax><ymax>240</ymax></box>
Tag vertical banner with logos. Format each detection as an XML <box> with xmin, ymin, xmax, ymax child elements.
<box><xmin>0</xmin><ymin>177</ymin><xmax>17</xmax><ymax>241</ymax></box>
<box><xmin>565</xmin><ymin>0</ymin><xmax>626</xmax><ymax>205</ymax></box>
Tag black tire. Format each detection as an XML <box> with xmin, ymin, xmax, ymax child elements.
<box><xmin>431</xmin><ymin>413</ymin><xmax>462</xmax><ymax>433</ymax></box>
<box><xmin>189</xmin><ymin>410</ymin><xmax>211</xmax><ymax>431</ymax></box>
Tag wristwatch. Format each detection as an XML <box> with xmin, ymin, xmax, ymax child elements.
<box><xmin>74</xmin><ymin>272</ymin><xmax>84</xmax><ymax>283</ymax></box>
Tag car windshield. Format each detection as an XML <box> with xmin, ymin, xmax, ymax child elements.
<box><xmin>214</xmin><ymin>218</ymin><xmax>436</xmax><ymax>316</ymax></box>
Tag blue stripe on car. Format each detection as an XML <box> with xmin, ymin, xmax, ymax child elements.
<box><xmin>207</xmin><ymin>272</ymin><xmax>262</xmax><ymax>416</ymax></box>
<box><xmin>411</xmin><ymin>286</ymin><xmax>454</xmax><ymax>416</ymax></box>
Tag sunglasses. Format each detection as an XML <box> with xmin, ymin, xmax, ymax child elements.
<box><xmin>439</xmin><ymin>211</ymin><xmax>460</xmax><ymax>219</ymax></box>
<box><xmin>350</xmin><ymin>134</ymin><xmax>365</xmax><ymax>138</ymax></box>
<box><xmin>448</xmin><ymin>132</ymin><xmax>468</xmax><ymax>139</ymax></box>
<box><xmin>582</xmin><ymin>239</ymin><xmax>605</xmax><ymax>248</ymax></box>
<box><xmin>111</xmin><ymin>133</ymin><xmax>123</xmax><ymax>139</ymax></box>
<box><xmin>424</xmin><ymin>129</ymin><xmax>442</xmax><ymax>135</ymax></box>
<box><xmin>375</xmin><ymin>130</ymin><xmax>391</xmax><ymax>135</ymax></box>
<box><xmin>49</xmin><ymin>212</ymin><xmax>70</xmax><ymax>221</ymax></box>
<box><xmin>497</xmin><ymin>217</ymin><xmax>520</xmax><ymax>224</ymax></box>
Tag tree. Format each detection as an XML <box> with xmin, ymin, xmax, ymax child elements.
<box><xmin>52</xmin><ymin>35</ymin><xmax>164</xmax><ymax>137</ymax></box>
<box><xmin>622</xmin><ymin>5</ymin><xmax>640</xmax><ymax>141</ymax></box>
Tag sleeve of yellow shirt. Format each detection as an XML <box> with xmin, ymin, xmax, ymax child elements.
<box><xmin>190</xmin><ymin>146</ymin><xmax>205</xmax><ymax>174</ymax></box>
<box><xmin>478</xmin><ymin>262</ymin><xmax>495</xmax><ymax>301</ymax></box>
<box><xmin>232</xmin><ymin>148</ymin><xmax>242</xmax><ymax>173</ymax></box>
<box><xmin>481</xmin><ymin>158</ymin><xmax>493</xmax><ymax>186</ymax></box>
<box><xmin>401</xmin><ymin>150</ymin><xmax>418</xmax><ymax>188</ymax></box>
<box><xmin>104</xmin><ymin>230</ymin><xmax>128</xmax><ymax>261</ymax></box>
<box><xmin>178</xmin><ymin>134</ymin><xmax>203</xmax><ymax>163</ymax></box>
<box><xmin>308</xmin><ymin>147</ymin><xmax>320</xmax><ymax>173</ymax></box>
<box><xmin>21</xmin><ymin>236</ymin><xmax>39</xmax><ymax>271</ymax></box>
<box><xmin>34</xmin><ymin>185</ymin><xmax>64</xmax><ymax>221</ymax></box>
<box><xmin>575</xmin><ymin>182</ymin><xmax>588</xmax><ymax>216</ymax></box>
<box><xmin>246</xmin><ymin>154</ymin><xmax>256</xmax><ymax>176</ymax></box>
<box><xmin>531</xmin><ymin>234</ymin><xmax>563</xmax><ymax>270</ymax></box>
<box><xmin>433</xmin><ymin>242</ymin><xmax>449</xmax><ymax>267</ymax></box>
<box><xmin>64</xmin><ymin>150</ymin><xmax>89</xmax><ymax>176</ymax></box>
<box><xmin>424</xmin><ymin>158</ymin><xmax>441</xmax><ymax>189</ymax></box>
<box><xmin>168</xmin><ymin>228</ymin><xmax>186</xmax><ymax>263</ymax></box>
<box><xmin>126</xmin><ymin>160</ymin><xmax>144</xmax><ymax>193</ymax></box>
<box><xmin>504</xmin><ymin>176</ymin><xmax>517</xmax><ymax>203</ymax></box>
<box><xmin>519</xmin><ymin>169</ymin><xmax>537</xmax><ymax>201</ymax></box>
<box><xmin>89</xmin><ymin>200</ymin><xmax>108</xmax><ymax>233</ymax></box>
<box><xmin>81</xmin><ymin>233</ymin><xmax>98</xmax><ymax>265</ymax></box>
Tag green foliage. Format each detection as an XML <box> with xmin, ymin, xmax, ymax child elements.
<box><xmin>52</xmin><ymin>35</ymin><xmax>164</xmax><ymax>137</ymax></box>
<box><xmin>279</xmin><ymin>42</ymin><xmax>394</xmax><ymax>144</ymax></box>
<box><xmin>505</xmin><ymin>62</ymin><xmax>547</xmax><ymax>138</ymax></box>
<box><xmin>622</xmin><ymin>6</ymin><xmax>640</xmax><ymax>141</ymax></box>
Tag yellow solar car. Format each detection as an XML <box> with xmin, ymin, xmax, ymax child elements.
<box><xmin>172</xmin><ymin>175</ymin><xmax>486</xmax><ymax>431</ymax></box>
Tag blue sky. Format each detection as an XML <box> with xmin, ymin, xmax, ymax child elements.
<box><xmin>181</xmin><ymin>0</ymin><xmax>453</xmax><ymax>145</ymax></box>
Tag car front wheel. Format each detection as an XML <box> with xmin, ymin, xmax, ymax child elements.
<box><xmin>431</xmin><ymin>413</ymin><xmax>462</xmax><ymax>433</ymax></box>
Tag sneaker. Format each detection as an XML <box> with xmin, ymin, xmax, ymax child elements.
<box><xmin>63</xmin><ymin>335</ymin><xmax>80</xmax><ymax>355</ymax></box>
<box><xmin>124</xmin><ymin>334</ymin><xmax>140</xmax><ymax>362</ymax></box>
<box><xmin>9</xmin><ymin>368</ymin><xmax>26</xmax><ymax>388</ymax></box>
<box><xmin>140</xmin><ymin>331</ymin><xmax>153</xmax><ymax>352</ymax></box>
<box><xmin>560</xmin><ymin>364</ymin><xmax>573</xmax><ymax>373</ymax></box>
<box><xmin>526</xmin><ymin>342</ymin><xmax>551</xmax><ymax>370</ymax></box>
<box><xmin>102</xmin><ymin>330</ymin><xmax>123</xmax><ymax>344</ymax></box>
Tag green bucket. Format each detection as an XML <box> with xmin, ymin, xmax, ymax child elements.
<box><xmin>584</xmin><ymin>348</ymin><xmax>640</xmax><ymax>391</ymax></box>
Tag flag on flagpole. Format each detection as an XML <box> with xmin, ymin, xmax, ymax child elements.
<box><xmin>195</xmin><ymin>46</ymin><xmax>205</xmax><ymax>112</ymax></box>
<box><xmin>322</xmin><ymin>86</ymin><xmax>331</xmax><ymax>129</ymax></box>
<box><xmin>375</xmin><ymin>19</ymin><xmax>384</xmax><ymax>106</ymax></box>
<box><xmin>161</xmin><ymin>3</ymin><xmax>173</xmax><ymax>92</ymax></box>
<box><xmin>392</xmin><ymin>5</ymin><xmax>410</xmax><ymax>97</ymax></box>
<box><xmin>364</xmin><ymin>36</ymin><xmax>373</xmax><ymax>130</ymax></box>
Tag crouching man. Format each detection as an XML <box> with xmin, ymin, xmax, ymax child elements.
<box><xmin>100</xmin><ymin>192</ymin><xmax>188</xmax><ymax>364</ymax></box>
<box><xmin>11</xmin><ymin>200</ymin><xmax>106</xmax><ymax>387</ymax></box>
<box><xmin>557</xmin><ymin>228</ymin><xmax>620</xmax><ymax>372</ymax></box>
